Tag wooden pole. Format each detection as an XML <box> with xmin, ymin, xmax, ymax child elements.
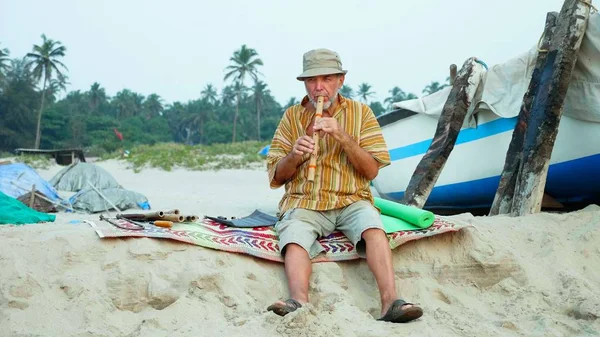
<box><xmin>307</xmin><ymin>96</ymin><xmax>324</xmax><ymax>182</ymax></box>
<box><xmin>29</xmin><ymin>184</ymin><xmax>36</xmax><ymax>208</ymax></box>
<box><xmin>449</xmin><ymin>64</ymin><xmax>457</xmax><ymax>85</ymax></box>
<box><xmin>401</xmin><ymin>57</ymin><xmax>484</xmax><ymax>208</ymax></box>
<box><xmin>511</xmin><ymin>0</ymin><xmax>590</xmax><ymax>216</ymax></box>
<box><xmin>489</xmin><ymin>12</ymin><xmax>558</xmax><ymax>216</ymax></box>
<box><xmin>86</xmin><ymin>180</ymin><xmax>122</xmax><ymax>212</ymax></box>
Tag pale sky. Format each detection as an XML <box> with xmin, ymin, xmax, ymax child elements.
<box><xmin>0</xmin><ymin>0</ymin><xmax>566</xmax><ymax>106</ymax></box>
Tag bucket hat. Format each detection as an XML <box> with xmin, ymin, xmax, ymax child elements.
<box><xmin>296</xmin><ymin>48</ymin><xmax>348</xmax><ymax>81</ymax></box>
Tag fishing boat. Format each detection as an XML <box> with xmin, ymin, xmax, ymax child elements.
<box><xmin>372</xmin><ymin>12</ymin><xmax>600</xmax><ymax>210</ymax></box>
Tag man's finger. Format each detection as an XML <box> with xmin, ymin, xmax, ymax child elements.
<box><xmin>302</xmin><ymin>136</ymin><xmax>314</xmax><ymax>144</ymax></box>
<box><xmin>299</xmin><ymin>140</ymin><xmax>313</xmax><ymax>147</ymax></box>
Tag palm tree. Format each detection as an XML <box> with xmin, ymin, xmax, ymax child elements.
<box><xmin>369</xmin><ymin>101</ymin><xmax>386</xmax><ymax>117</ymax></box>
<box><xmin>0</xmin><ymin>44</ymin><xmax>10</xmax><ymax>82</ymax></box>
<box><xmin>88</xmin><ymin>82</ymin><xmax>107</xmax><ymax>113</ymax></box>
<box><xmin>183</xmin><ymin>100</ymin><xmax>202</xmax><ymax>144</ymax></box>
<box><xmin>112</xmin><ymin>89</ymin><xmax>141</xmax><ymax>119</ymax></box>
<box><xmin>133</xmin><ymin>93</ymin><xmax>145</xmax><ymax>116</ymax></box>
<box><xmin>7</xmin><ymin>57</ymin><xmax>34</xmax><ymax>84</ymax></box>
<box><xmin>221</xmin><ymin>85</ymin><xmax>236</xmax><ymax>106</ymax></box>
<box><xmin>144</xmin><ymin>93</ymin><xmax>164</xmax><ymax>118</ymax></box>
<box><xmin>26</xmin><ymin>34</ymin><xmax>68</xmax><ymax>149</ymax></box>
<box><xmin>201</xmin><ymin>83</ymin><xmax>218</xmax><ymax>104</ymax></box>
<box><xmin>251</xmin><ymin>80</ymin><xmax>270</xmax><ymax>141</ymax></box>
<box><xmin>356</xmin><ymin>83</ymin><xmax>375</xmax><ymax>103</ymax></box>
<box><xmin>195</xmin><ymin>99</ymin><xmax>214</xmax><ymax>144</ymax></box>
<box><xmin>340</xmin><ymin>85</ymin><xmax>354</xmax><ymax>98</ymax></box>
<box><xmin>383</xmin><ymin>86</ymin><xmax>417</xmax><ymax>108</ymax></box>
<box><xmin>422</xmin><ymin>81</ymin><xmax>446</xmax><ymax>95</ymax></box>
<box><xmin>224</xmin><ymin>44</ymin><xmax>263</xmax><ymax>143</ymax></box>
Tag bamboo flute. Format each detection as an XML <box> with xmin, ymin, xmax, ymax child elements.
<box><xmin>307</xmin><ymin>96</ymin><xmax>324</xmax><ymax>182</ymax></box>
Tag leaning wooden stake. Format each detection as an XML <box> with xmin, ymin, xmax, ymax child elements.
<box><xmin>86</xmin><ymin>180</ymin><xmax>122</xmax><ymax>212</ymax></box>
<box><xmin>489</xmin><ymin>12</ymin><xmax>558</xmax><ymax>216</ymax></box>
<box><xmin>401</xmin><ymin>57</ymin><xmax>484</xmax><ymax>208</ymax></box>
<box><xmin>29</xmin><ymin>184</ymin><xmax>36</xmax><ymax>207</ymax></box>
<box><xmin>511</xmin><ymin>0</ymin><xmax>591</xmax><ymax>216</ymax></box>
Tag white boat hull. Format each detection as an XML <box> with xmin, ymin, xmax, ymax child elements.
<box><xmin>372</xmin><ymin>110</ymin><xmax>600</xmax><ymax>209</ymax></box>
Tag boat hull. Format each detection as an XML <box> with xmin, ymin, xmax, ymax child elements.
<box><xmin>372</xmin><ymin>110</ymin><xmax>600</xmax><ymax>209</ymax></box>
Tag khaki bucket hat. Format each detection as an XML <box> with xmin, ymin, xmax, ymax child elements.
<box><xmin>296</xmin><ymin>48</ymin><xmax>348</xmax><ymax>81</ymax></box>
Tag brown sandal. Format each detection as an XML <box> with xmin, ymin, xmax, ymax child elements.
<box><xmin>378</xmin><ymin>299</ymin><xmax>423</xmax><ymax>323</ymax></box>
<box><xmin>266</xmin><ymin>299</ymin><xmax>303</xmax><ymax>316</ymax></box>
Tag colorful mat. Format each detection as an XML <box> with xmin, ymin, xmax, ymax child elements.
<box><xmin>88</xmin><ymin>216</ymin><xmax>470</xmax><ymax>263</ymax></box>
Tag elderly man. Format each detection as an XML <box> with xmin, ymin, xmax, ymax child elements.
<box><xmin>265</xmin><ymin>48</ymin><xmax>423</xmax><ymax>323</ymax></box>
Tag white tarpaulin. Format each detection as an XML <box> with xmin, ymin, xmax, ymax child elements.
<box><xmin>393</xmin><ymin>12</ymin><xmax>600</xmax><ymax>125</ymax></box>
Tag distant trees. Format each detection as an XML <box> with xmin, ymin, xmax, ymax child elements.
<box><xmin>384</xmin><ymin>86</ymin><xmax>417</xmax><ymax>109</ymax></box>
<box><xmin>0</xmin><ymin>43</ymin><xmax>10</xmax><ymax>83</ymax></box>
<box><xmin>422</xmin><ymin>81</ymin><xmax>447</xmax><ymax>95</ymax></box>
<box><xmin>0</xmin><ymin>37</ymin><xmax>458</xmax><ymax>154</ymax></box>
<box><xmin>340</xmin><ymin>85</ymin><xmax>354</xmax><ymax>98</ymax></box>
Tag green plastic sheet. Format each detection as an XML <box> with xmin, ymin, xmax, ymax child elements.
<box><xmin>0</xmin><ymin>191</ymin><xmax>56</xmax><ymax>225</ymax></box>
<box><xmin>374</xmin><ymin>197</ymin><xmax>435</xmax><ymax>233</ymax></box>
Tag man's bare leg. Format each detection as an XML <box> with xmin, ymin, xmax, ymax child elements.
<box><xmin>284</xmin><ymin>243</ymin><xmax>312</xmax><ymax>303</ymax></box>
<box><xmin>362</xmin><ymin>228</ymin><xmax>414</xmax><ymax>316</ymax></box>
<box><xmin>269</xmin><ymin>243</ymin><xmax>312</xmax><ymax>311</ymax></box>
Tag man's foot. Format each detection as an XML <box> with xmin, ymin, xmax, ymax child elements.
<box><xmin>266</xmin><ymin>299</ymin><xmax>303</xmax><ymax>317</ymax></box>
<box><xmin>378</xmin><ymin>299</ymin><xmax>423</xmax><ymax>323</ymax></box>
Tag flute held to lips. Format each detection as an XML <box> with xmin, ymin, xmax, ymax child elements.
<box><xmin>307</xmin><ymin>96</ymin><xmax>324</xmax><ymax>182</ymax></box>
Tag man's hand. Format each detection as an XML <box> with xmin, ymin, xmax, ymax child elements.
<box><xmin>313</xmin><ymin>117</ymin><xmax>342</xmax><ymax>141</ymax></box>
<box><xmin>314</xmin><ymin>117</ymin><xmax>380</xmax><ymax>180</ymax></box>
<box><xmin>273</xmin><ymin>135</ymin><xmax>315</xmax><ymax>185</ymax></box>
<box><xmin>292</xmin><ymin>135</ymin><xmax>315</xmax><ymax>158</ymax></box>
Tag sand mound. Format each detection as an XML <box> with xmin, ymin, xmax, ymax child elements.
<box><xmin>0</xmin><ymin>160</ymin><xmax>598</xmax><ymax>336</ymax></box>
<box><xmin>1</xmin><ymin>207</ymin><xmax>599</xmax><ymax>337</ymax></box>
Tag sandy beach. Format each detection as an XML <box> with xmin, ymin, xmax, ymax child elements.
<box><xmin>1</xmin><ymin>159</ymin><xmax>599</xmax><ymax>337</ymax></box>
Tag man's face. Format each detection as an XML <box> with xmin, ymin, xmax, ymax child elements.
<box><xmin>304</xmin><ymin>74</ymin><xmax>345</xmax><ymax>109</ymax></box>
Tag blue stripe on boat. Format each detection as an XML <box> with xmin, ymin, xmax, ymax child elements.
<box><xmin>383</xmin><ymin>153</ymin><xmax>600</xmax><ymax>209</ymax></box>
<box><xmin>388</xmin><ymin>117</ymin><xmax>518</xmax><ymax>161</ymax></box>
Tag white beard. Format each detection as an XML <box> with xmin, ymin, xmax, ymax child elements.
<box><xmin>310</xmin><ymin>92</ymin><xmax>337</xmax><ymax>110</ymax></box>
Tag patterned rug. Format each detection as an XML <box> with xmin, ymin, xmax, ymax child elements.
<box><xmin>88</xmin><ymin>216</ymin><xmax>471</xmax><ymax>263</ymax></box>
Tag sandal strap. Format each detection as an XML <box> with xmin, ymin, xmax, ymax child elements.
<box><xmin>284</xmin><ymin>298</ymin><xmax>303</xmax><ymax>310</ymax></box>
<box><xmin>393</xmin><ymin>299</ymin><xmax>409</xmax><ymax>306</ymax></box>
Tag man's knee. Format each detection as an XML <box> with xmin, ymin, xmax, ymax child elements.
<box><xmin>282</xmin><ymin>242</ymin><xmax>310</xmax><ymax>257</ymax></box>
<box><xmin>284</xmin><ymin>242</ymin><xmax>307</xmax><ymax>253</ymax></box>
<box><xmin>361</xmin><ymin>227</ymin><xmax>386</xmax><ymax>241</ymax></box>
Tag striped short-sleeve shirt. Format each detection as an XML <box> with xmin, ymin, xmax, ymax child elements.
<box><xmin>267</xmin><ymin>94</ymin><xmax>390</xmax><ymax>215</ymax></box>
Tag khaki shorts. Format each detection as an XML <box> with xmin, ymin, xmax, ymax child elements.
<box><xmin>274</xmin><ymin>200</ymin><xmax>384</xmax><ymax>259</ymax></box>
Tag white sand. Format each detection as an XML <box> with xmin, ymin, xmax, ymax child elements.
<box><xmin>1</xmin><ymin>159</ymin><xmax>599</xmax><ymax>337</ymax></box>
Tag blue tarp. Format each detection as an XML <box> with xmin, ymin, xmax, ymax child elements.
<box><xmin>0</xmin><ymin>163</ymin><xmax>61</xmax><ymax>201</ymax></box>
<box><xmin>258</xmin><ymin>145</ymin><xmax>270</xmax><ymax>157</ymax></box>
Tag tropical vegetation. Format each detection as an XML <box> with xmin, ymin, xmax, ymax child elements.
<box><xmin>0</xmin><ymin>35</ymin><xmax>449</xmax><ymax>156</ymax></box>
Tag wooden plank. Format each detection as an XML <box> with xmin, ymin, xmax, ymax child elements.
<box><xmin>401</xmin><ymin>57</ymin><xmax>483</xmax><ymax>208</ymax></box>
<box><xmin>489</xmin><ymin>12</ymin><xmax>558</xmax><ymax>216</ymax></box>
<box><xmin>15</xmin><ymin>148</ymin><xmax>86</xmax><ymax>164</ymax></box>
<box><xmin>511</xmin><ymin>0</ymin><xmax>591</xmax><ymax>216</ymax></box>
